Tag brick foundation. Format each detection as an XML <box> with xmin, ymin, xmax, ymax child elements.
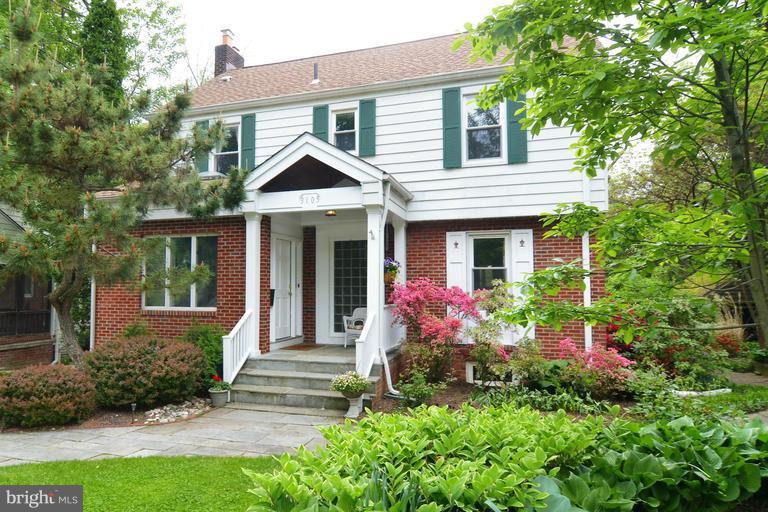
<box><xmin>0</xmin><ymin>335</ymin><xmax>54</xmax><ymax>369</ymax></box>
<box><xmin>94</xmin><ymin>216</ymin><xmax>246</xmax><ymax>344</ymax></box>
<box><xmin>406</xmin><ymin>217</ymin><xmax>606</xmax><ymax>375</ymax></box>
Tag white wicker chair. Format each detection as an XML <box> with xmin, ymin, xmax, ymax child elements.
<box><xmin>342</xmin><ymin>307</ymin><xmax>367</xmax><ymax>348</ymax></box>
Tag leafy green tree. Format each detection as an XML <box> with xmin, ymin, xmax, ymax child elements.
<box><xmin>464</xmin><ymin>0</ymin><xmax>768</xmax><ymax>344</ymax></box>
<box><xmin>81</xmin><ymin>0</ymin><xmax>128</xmax><ymax>103</ymax></box>
<box><xmin>0</xmin><ymin>3</ymin><xmax>247</xmax><ymax>367</ymax></box>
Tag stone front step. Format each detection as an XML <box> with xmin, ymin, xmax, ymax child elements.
<box><xmin>235</xmin><ymin>368</ymin><xmax>377</xmax><ymax>393</ymax></box>
<box><xmin>231</xmin><ymin>384</ymin><xmax>350</xmax><ymax>410</ymax></box>
<box><xmin>243</xmin><ymin>356</ymin><xmax>356</xmax><ymax>375</ymax></box>
<box><xmin>222</xmin><ymin>402</ymin><xmax>346</xmax><ymax>418</ymax></box>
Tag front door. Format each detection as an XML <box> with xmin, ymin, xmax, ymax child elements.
<box><xmin>273</xmin><ymin>238</ymin><xmax>293</xmax><ymax>340</ymax></box>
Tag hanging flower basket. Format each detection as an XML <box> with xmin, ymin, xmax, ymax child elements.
<box><xmin>384</xmin><ymin>258</ymin><xmax>400</xmax><ymax>284</ymax></box>
<box><xmin>384</xmin><ymin>272</ymin><xmax>397</xmax><ymax>285</ymax></box>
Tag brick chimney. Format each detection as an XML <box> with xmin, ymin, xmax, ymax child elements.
<box><xmin>214</xmin><ymin>29</ymin><xmax>244</xmax><ymax>76</ymax></box>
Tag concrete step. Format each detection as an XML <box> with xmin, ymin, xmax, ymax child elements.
<box><xmin>235</xmin><ymin>368</ymin><xmax>378</xmax><ymax>393</ymax></box>
<box><xmin>223</xmin><ymin>402</ymin><xmax>345</xmax><ymax>419</ymax></box>
<box><xmin>244</xmin><ymin>356</ymin><xmax>355</xmax><ymax>375</ymax></box>
<box><xmin>231</xmin><ymin>384</ymin><xmax>350</xmax><ymax>410</ymax></box>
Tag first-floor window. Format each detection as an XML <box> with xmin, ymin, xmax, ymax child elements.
<box><xmin>143</xmin><ymin>235</ymin><xmax>218</xmax><ymax>309</ymax></box>
<box><xmin>470</xmin><ymin>235</ymin><xmax>508</xmax><ymax>291</ymax></box>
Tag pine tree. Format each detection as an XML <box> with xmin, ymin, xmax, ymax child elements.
<box><xmin>0</xmin><ymin>3</ymin><xmax>247</xmax><ymax>368</ymax></box>
<box><xmin>81</xmin><ymin>0</ymin><xmax>127</xmax><ymax>103</ymax></box>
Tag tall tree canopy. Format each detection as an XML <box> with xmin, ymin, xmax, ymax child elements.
<box><xmin>465</xmin><ymin>0</ymin><xmax>768</xmax><ymax>344</ymax></box>
<box><xmin>81</xmin><ymin>0</ymin><xmax>128</xmax><ymax>102</ymax></box>
<box><xmin>0</xmin><ymin>3</ymin><xmax>247</xmax><ymax>366</ymax></box>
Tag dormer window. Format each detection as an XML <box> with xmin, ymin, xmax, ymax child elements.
<box><xmin>214</xmin><ymin>125</ymin><xmax>239</xmax><ymax>174</ymax></box>
<box><xmin>333</xmin><ymin>111</ymin><xmax>356</xmax><ymax>152</ymax></box>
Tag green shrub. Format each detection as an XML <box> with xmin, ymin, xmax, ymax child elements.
<box><xmin>180</xmin><ymin>322</ymin><xmax>225</xmax><ymax>379</ymax></box>
<box><xmin>245</xmin><ymin>404</ymin><xmax>603</xmax><ymax>511</ymax></box>
<box><xmin>508</xmin><ymin>338</ymin><xmax>567</xmax><ymax>392</ymax></box>
<box><xmin>398</xmin><ymin>370</ymin><xmax>446</xmax><ymax>407</ymax></box>
<box><xmin>0</xmin><ymin>365</ymin><xmax>96</xmax><ymax>427</ymax></box>
<box><xmin>246</xmin><ymin>404</ymin><xmax>768</xmax><ymax>511</ymax></box>
<box><xmin>728</xmin><ymin>355</ymin><xmax>755</xmax><ymax>372</ymax></box>
<box><xmin>550</xmin><ymin>416</ymin><xmax>768</xmax><ymax>511</ymax></box>
<box><xmin>86</xmin><ymin>336</ymin><xmax>206</xmax><ymax>407</ymax></box>
<box><xmin>475</xmin><ymin>387</ymin><xmax>615</xmax><ymax>415</ymax></box>
<box><xmin>402</xmin><ymin>342</ymin><xmax>453</xmax><ymax>383</ymax></box>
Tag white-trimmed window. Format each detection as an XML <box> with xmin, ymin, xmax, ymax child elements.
<box><xmin>469</xmin><ymin>234</ymin><xmax>510</xmax><ymax>291</ymax></box>
<box><xmin>143</xmin><ymin>235</ymin><xmax>218</xmax><ymax>309</ymax></box>
<box><xmin>213</xmin><ymin>125</ymin><xmax>239</xmax><ymax>174</ymax></box>
<box><xmin>462</xmin><ymin>93</ymin><xmax>505</xmax><ymax>164</ymax></box>
<box><xmin>333</xmin><ymin>110</ymin><xmax>356</xmax><ymax>152</ymax></box>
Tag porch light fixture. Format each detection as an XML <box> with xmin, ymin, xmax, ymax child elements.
<box><xmin>325</xmin><ymin>209</ymin><xmax>337</xmax><ymax>217</ymax></box>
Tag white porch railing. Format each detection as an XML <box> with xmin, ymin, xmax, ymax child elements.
<box><xmin>383</xmin><ymin>304</ymin><xmax>405</xmax><ymax>353</ymax></box>
<box><xmin>222</xmin><ymin>309</ymin><xmax>254</xmax><ymax>384</ymax></box>
<box><xmin>355</xmin><ymin>312</ymin><xmax>378</xmax><ymax>378</ymax></box>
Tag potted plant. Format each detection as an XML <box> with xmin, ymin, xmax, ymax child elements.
<box><xmin>384</xmin><ymin>258</ymin><xmax>400</xmax><ymax>284</ymax></box>
<box><xmin>330</xmin><ymin>371</ymin><xmax>369</xmax><ymax>418</ymax></box>
<box><xmin>209</xmin><ymin>375</ymin><xmax>231</xmax><ymax>407</ymax></box>
<box><xmin>753</xmin><ymin>348</ymin><xmax>768</xmax><ymax>375</ymax></box>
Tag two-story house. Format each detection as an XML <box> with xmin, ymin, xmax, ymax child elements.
<box><xmin>92</xmin><ymin>31</ymin><xmax>608</xmax><ymax>413</ymax></box>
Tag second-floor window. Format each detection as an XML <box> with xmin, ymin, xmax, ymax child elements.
<box><xmin>214</xmin><ymin>125</ymin><xmax>239</xmax><ymax>174</ymax></box>
<box><xmin>333</xmin><ymin>111</ymin><xmax>356</xmax><ymax>151</ymax></box>
<box><xmin>465</xmin><ymin>96</ymin><xmax>502</xmax><ymax>161</ymax></box>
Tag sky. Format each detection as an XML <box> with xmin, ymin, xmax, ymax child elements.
<box><xmin>175</xmin><ymin>0</ymin><xmax>507</xmax><ymax>81</ymax></box>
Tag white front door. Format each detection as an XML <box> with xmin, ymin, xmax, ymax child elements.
<box><xmin>273</xmin><ymin>238</ymin><xmax>293</xmax><ymax>340</ymax></box>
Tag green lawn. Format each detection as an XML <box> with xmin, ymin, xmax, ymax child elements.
<box><xmin>0</xmin><ymin>456</ymin><xmax>278</xmax><ymax>512</ymax></box>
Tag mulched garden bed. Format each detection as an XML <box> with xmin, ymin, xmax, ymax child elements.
<box><xmin>1</xmin><ymin>398</ymin><xmax>211</xmax><ymax>433</ymax></box>
<box><xmin>372</xmin><ymin>381</ymin><xmax>475</xmax><ymax>413</ymax></box>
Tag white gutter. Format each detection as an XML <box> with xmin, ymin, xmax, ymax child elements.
<box><xmin>186</xmin><ymin>67</ymin><xmax>507</xmax><ymax>117</ymax></box>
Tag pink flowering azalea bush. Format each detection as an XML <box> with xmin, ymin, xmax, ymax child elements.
<box><xmin>391</xmin><ymin>278</ymin><xmax>481</xmax><ymax>382</ymax></box>
<box><xmin>558</xmin><ymin>337</ymin><xmax>636</xmax><ymax>399</ymax></box>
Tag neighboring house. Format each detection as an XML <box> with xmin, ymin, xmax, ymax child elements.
<box><xmin>0</xmin><ymin>205</ymin><xmax>54</xmax><ymax>368</ymax></box>
<box><xmin>93</xmin><ymin>32</ymin><xmax>608</xmax><ymax>411</ymax></box>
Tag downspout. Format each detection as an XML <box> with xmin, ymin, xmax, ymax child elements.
<box><xmin>89</xmin><ymin>243</ymin><xmax>96</xmax><ymax>351</ymax></box>
<box><xmin>378</xmin><ymin>181</ymin><xmax>400</xmax><ymax>395</ymax></box>
<box><xmin>582</xmin><ymin>171</ymin><xmax>593</xmax><ymax>349</ymax></box>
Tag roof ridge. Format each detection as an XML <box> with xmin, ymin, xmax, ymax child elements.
<box><xmin>235</xmin><ymin>32</ymin><xmax>465</xmax><ymax>71</ymax></box>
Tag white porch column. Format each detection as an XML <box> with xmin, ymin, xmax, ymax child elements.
<box><xmin>358</xmin><ymin>205</ymin><xmax>383</xmax><ymax>373</ymax></box>
<box><xmin>392</xmin><ymin>217</ymin><xmax>407</xmax><ymax>283</ymax></box>
<box><xmin>244</xmin><ymin>212</ymin><xmax>262</xmax><ymax>357</ymax></box>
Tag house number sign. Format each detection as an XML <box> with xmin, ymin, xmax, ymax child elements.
<box><xmin>299</xmin><ymin>193</ymin><xmax>320</xmax><ymax>208</ymax></box>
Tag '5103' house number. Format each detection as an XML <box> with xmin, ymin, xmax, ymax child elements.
<box><xmin>299</xmin><ymin>193</ymin><xmax>320</xmax><ymax>207</ymax></box>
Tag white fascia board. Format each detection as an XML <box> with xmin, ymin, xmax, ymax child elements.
<box><xmin>246</xmin><ymin>133</ymin><xmax>384</xmax><ymax>190</ymax></box>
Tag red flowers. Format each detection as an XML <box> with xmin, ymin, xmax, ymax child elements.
<box><xmin>211</xmin><ymin>375</ymin><xmax>222</xmax><ymax>382</ymax></box>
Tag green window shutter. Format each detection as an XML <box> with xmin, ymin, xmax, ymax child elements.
<box><xmin>194</xmin><ymin>120</ymin><xmax>209</xmax><ymax>173</ymax></box>
<box><xmin>312</xmin><ymin>105</ymin><xmax>329</xmax><ymax>142</ymax></box>
<box><xmin>359</xmin><ymin>99</ymin><xmax>376</xmax><ymax>157</ymax></box>
<box><xmin>442</xmin><ymin>88</ymin><xmax>462</xmax><ymax>169</ymax></box>
<box><xmin>241</xmin><ymin>113</ymin><xmax>255</xmax><ymax>170</ymax></box>
<box><xmin>506</xmin><ymin>97</ymin><xmax>528</xmax><ymax>164</ymax></box>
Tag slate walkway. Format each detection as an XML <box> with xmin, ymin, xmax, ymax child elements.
<box><xmin>0</xmin><ymin>405</ymin><xmax>340</xmax><ymax>466</ymax></box>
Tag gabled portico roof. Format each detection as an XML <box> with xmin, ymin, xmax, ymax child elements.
<box><xmin>245</xmin><ymin>132</ymin><xmax>412</xmax><ymax>202</ymax></box>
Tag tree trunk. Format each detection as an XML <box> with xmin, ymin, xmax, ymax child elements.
<box><xmin>713</xmin><ymin>57</ymin><xmax>768</xmax><ymax>347</ymax></box>
<box><xmin>53</xmin><ymin>301</ymin><xmax>85</xmax><ymax>368</ymax></box>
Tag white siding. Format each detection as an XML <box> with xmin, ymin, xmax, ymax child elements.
<box><xmin>187</xmin><ymin>78</ymin><xmax>609</xmax><ymax>221</ymax></box>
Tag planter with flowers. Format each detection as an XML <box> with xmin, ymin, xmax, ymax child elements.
<box><xmin>330</xmin><ymin>371</ymin><xmax>369</xmax><ymax>418</ymax></box>
<box><xmin>209</xmin><ymin>375</ymin><xmax>231</xmax><ymax>407</ymax></box>
<box><xmin>384</xmin><ymin>258</ymin><xmax>400</xmax><ymax>285</ymax></box>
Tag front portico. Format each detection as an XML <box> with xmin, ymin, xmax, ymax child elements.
<box><xmin>223</xmin><ymin>133</ymin><xmax>410</xmax><ymax>384</ymax></box>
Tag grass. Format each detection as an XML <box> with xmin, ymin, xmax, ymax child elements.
<box><xmin>0</xmin><ymin>456</ymin><xmax>279</xmax><ymax>511</ymax></box>
<box><xmin>700</xmin><ymin>384</ymin><xmax>768</xmax><ymax>414</ymax></box>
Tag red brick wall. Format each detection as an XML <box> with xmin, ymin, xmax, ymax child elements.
<box><xmin>94</xmin><ymin>216</ymin><xmax>246</xmax><ymax>344</ymax></box>
<box><xmin>302</xmin><ymin>227</ymin><xmax>316</xmax><ymax>343</ymax></box>
<box><xmin>406</xmin><ymin>217</ymin><xmax>606</xmax><ymax>379</ymax></box>
<box><xmin>259</xmin><ymin>216</ymin><xmax>271</xmax><ymax>353</ymax></box>
<box><xmin>0</xmin><ymin>336</ymin><xmax>54</xmax><ymax>369</ymax></box>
